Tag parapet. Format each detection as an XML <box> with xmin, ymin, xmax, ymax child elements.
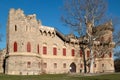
<box><xmin>8</xmin><ymin>8</ymin><xmax>42</xmax><ymax>28</ymax></box>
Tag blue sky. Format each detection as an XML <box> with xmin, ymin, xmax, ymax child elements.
<box><xmin>0</xmin><ymin>0</ymin><xmax>120</xmax><ymax>49</ymax></box>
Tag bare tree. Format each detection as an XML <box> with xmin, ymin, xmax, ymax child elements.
<box><xmin>62</xmin><ymin>0</ymin><xmax>107</xmax><ymax>35</ymax></box>
<box><xmin>114</xmin><ymin>59</ymin><xmax>120</xmax><ymax>72</ymax></box>
<box><xmin>113</xmin><ymin>30</ymin><xmax>120</xmax><ymax>59</ymax></box>
<box><xmin>113</xmin><ymin>25</ymin><xmax>120</xmax><ymax>72</ymax></box>
<box><xmin>61</xmin><ymin>0</ymin><xmax>112</xmax><ymax>73</ymax></box>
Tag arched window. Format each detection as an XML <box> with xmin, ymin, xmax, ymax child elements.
<box><xmin>87</xmin><ymin>51</ymin><xmax>90</xmax><ymax>57</ymax></box>
<box><xmin>37</xmin><ymin>44</ymin><xmax>39</xmax><ymax>54</ymax></box>
<box><xmin>63</xmin><ymin>48</ymin><xmax>66</xmax><ymax>56</ymax></box>
<box><xmin>80</xmin><ymin>50</ymin><xmax>82</xmax><ymax>57</ymax></box>
<box><xmin>71</xmin><ymin>49</ymin><xmax>75</xmax><ymax>56</ymax></box>
<box><xmin>14</xmin><ymin>42</ymin><xmax>17</xmax><ymax>52</ymax></box>
<box><xmin>53</xmin><ymin>47</ymin><xmax>57</xmax><ymax>55</ymax></box>
<box><xmin>27</xmin><ymin>42</ymin><xmax>31</xmax><ymax>52</ymax></box>
<box><xmin>43</xmin><ymin>46</ymin><xmax>47</xmax><ymax>54</ymax></box>
<box><xmin>109</xmin><ymin>52</ymin><xmax>112</xmax><ymax>58</ymax></box>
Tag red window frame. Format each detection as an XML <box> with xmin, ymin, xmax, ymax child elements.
<box><xmin>43</xmin><ymin>46</ymin><xmax>47</xmax><ymax>54</ymax></box>
<box><xmin>71</xmin><ymin>49</ymin><xmax>75</xmax><ymax>56</ymax></box>
<box><xmin>87</xmin><ymin>51</ymin><xmax>90</xmax><ymax>57</ymax></box>
<box><xmin>63</xmin><ymin>48</ymin><xmax>66</xmax><ymax>56</ymax></box>
<box><xmin>53</xmin><ymin>47</ymin><xmax>57</xmax><ymax>55</ymax></box>
<box><xmin>27</xmin><ymin>42</ymin><xmax>31</xmax><ymax>52</ymax></box>
<box><xmin>80</xmin><ymin>50</ymin><xmax>82</xmax><ymax>57</ymax></box>
<box><xmin>14</xmin><ymin>42</ymin><xmax>17</xmax><ymax>52</ymax></box>
<box><xmin>109</xmin><ymin>52</ymin><xmax>112</xmax><ymax>58</ymax></box>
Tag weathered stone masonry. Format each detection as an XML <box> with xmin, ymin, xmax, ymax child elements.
<box><xmin>0</xmin><ymin>8</ymin><xmax>115</xmax><ymax>75</ymax></box>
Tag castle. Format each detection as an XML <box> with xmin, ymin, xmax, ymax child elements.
<box><xmin>0</xmin><ymin>9</ymin><xmax>115</xmax><ymax>75</ymax></box>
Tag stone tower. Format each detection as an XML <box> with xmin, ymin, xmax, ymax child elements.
<box><xmin>6</xmin><ymin>8</ymin><xmax>42</xmax><ymax>75</ymax></box>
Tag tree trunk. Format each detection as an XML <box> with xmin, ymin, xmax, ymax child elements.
<box><xmin>81</xmin><ymin>47</ymin><xmax>87</xmax><ymax>73</ymax></box>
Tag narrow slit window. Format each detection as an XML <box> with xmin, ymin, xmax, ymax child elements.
<box><xmin>37</xmin><ymin>44</ymin><xmax>39</xmax><ymax>54</ymax></box>
<box><xmin>15</xmin><ymin>25</ymin><xmax>17</xmax><ymax>31</ymax></box>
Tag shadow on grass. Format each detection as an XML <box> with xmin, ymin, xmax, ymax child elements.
<box><xmin>0</xmin><ymin>73</ymin><xmax>119</xmax><ymax>80</ymax></box>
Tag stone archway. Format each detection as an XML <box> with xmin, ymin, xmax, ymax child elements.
<box><xmin>70</xmin><ymin>62</ymin><xmax>76</xmax><ymax>73</ymax></box>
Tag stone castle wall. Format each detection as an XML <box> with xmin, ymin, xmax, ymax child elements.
<box><xmin>3</xmin><ymin>8</ymin><xmax>115</xmax><ymax>75</ymax></box>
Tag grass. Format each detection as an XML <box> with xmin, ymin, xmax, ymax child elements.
<box><xmin>0</xmin><ymin>73</ymin><xmax>120</xmax><ymax>80</ymax></box>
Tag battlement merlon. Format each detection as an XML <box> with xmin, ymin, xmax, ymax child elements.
<box><xmin>8</xmin><ymin>8</ymin><xmax>42</xmax><ymax>28</ymax></box>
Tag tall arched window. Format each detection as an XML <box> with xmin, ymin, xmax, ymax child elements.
<box><xmin>53</xmin><ymin>47</ymin><xmax>57</xmax><ymax>55</ymax></box>
<box><xmin>14</xmin><ymin>42</ymin><xmax>17</xmax><ymax>52</ymax></box>
<box><xmin>71</xmin><ymin>49</ymin><xmax>75</xmax><ymax>56</ymax></box>
<box><xmin>80</xmin><ymin>50</ymin><xmax>82</xmax><ymax>57</ymax></box>
<box><xmin>63</xmin><ymin>48</ymin><xmax>66</xmax><ymax>56</ymax></box>
<box><xmin>87</xmin><ymin>51</ymin><xmax>90</xmax><ymax>57</ymax></box>
<box><xmin>27</xmin><ymin>42</ymin><xmax>31</xmax><ymax>52</ymax></box>
<box><xmin>43</xmin><ymin>46</ymin><xmax>47</xmax><ymax>54</ymax></box>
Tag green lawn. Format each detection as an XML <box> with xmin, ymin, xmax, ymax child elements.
<box><xmin>0</xmin><ymin>73</ymin><xmax>120</xmax><ymax>80</ymax></box>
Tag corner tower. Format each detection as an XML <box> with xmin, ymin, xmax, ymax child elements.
<box><xmin>6</xmin><ymin>8</ymin><xmax>41</xmax><ymax>75</ymax></box>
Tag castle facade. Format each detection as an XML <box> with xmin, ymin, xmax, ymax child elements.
<box><xmin>0</xmin><ymin>9</ymin><xmax>115</xmax><ymax>75</ymax></box>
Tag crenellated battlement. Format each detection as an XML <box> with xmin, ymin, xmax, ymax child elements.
<box><xmin>8</xmin><ymin>8</ymin><xmax>41</xmax><ymax>29</ymax></box>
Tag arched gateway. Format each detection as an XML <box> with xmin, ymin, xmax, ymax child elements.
<box><xmin>70</xmin><ymin>62</ymin><xmax>76</xmax><ymax>73</ymax></box>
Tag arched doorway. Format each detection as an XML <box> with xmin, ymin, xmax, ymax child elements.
<box><xmin>70</xmin><ymin>62</ymin><xmax>76</xmax><ymax>73</ymax></box>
